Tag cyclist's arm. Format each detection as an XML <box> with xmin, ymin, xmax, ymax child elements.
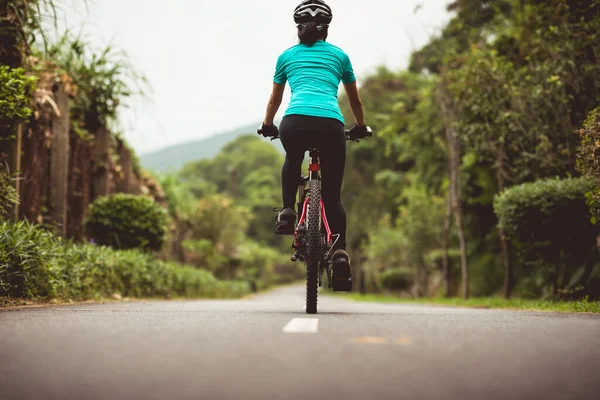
<box><xmin>343</xmin><ymin>81</ymin><xmax>365</xmax><ymax>127</ymax></box>
<box><xmin>263</xmin><ymin>82</ymin><xmax>285</xmax><ymax>126</ymax></box>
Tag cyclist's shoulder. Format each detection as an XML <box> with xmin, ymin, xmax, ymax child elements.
<box><xmin>322</xmin><ymin>41</ymin><xmax>344</xmax><ymax>52</ymax></box>
<box><xmin>279</xmin><ymin>44</ymin><xmax>303</xmax><ymax>60</ymax></box>
<box><xmin>321</xmin><ymin>42</ymin><xmax>350</xmax><ymax>60</ymax></box>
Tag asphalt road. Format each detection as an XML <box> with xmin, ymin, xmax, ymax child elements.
<box><xmin>1</xmin><ymin>284</ymin><xmax>600</xmax><ymax>400</ymax></box>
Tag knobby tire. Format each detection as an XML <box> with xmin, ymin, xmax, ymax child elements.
<box><xmin>305</xmin><ymin>179</ymin><xmax>321</xmax><ymax>314</ymax></box>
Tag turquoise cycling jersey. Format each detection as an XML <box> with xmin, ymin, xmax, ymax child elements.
<box><xmin>274</xmin><ymin>41</ymin><xmax>356</xmax><ymax>125</ymax></box>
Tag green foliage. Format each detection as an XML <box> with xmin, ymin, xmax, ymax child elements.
<box><xmin>395</xmin><ymin>183</ymin><xmax>446</xmax><ymax>267</ymax></box>
<box><xmin>235</xmin><ymin>241</ymin><xmax>302</xmax><ymax>290</ymax></box>
<box><xmin>85</xmin><ymin>194</ymin><xmax>168</xmax><ymax>251</ymax></box>
<box><xmin>576</xmin><ymin>107</ymin><xmax>600</xmax><ymax>223</ymax></box>
<box><xmin>235</xmin><ymin>241</ymin><xmax>278</xmax><ymax>290</ymax></box>
<box><xmin>158</xmin><ymin>172</ymin><xmax>196</xmax><ymax>219</ymax></box>
<box><xmin>494</xmin><ymin>178</ymin><xmax>598</xmax><ymax>297</ymax></box>
<box><xmin>341</xmin><ymin>0</ymin><xmax>600</xmax><ymax>300</ymax></box>
<box><xmin>0</xmin><ymin>163</ymin><xmax>19</xmax><ymax>218</ymax></box>
<box><xmin>51</xmin><ymin>244</ymin><xmax>249</xmax><ymax>300</ymax></box>
<box><xmin>339</xmin><ymin>69</ymin><xmax>448</xmax><ymax>268</ymax></box>
<box><xmin>0</xmin><ymin>66</ymin><xmax>36</xmax><ymax>133</ymax></box>
<box><xmin>0</xmin><ymin>221</ymin><xmax>60</xmax><ymax>298</ymax></box>
<box><xmin>0</xmin><ymin>221</ymin><xmax>250</xmax><ymax>300</ymax></box>
<box><xmin>187</xmin><ymin>194</ymin><xmax>249</xmax><ymax>258</ymax></box>
<box><xmin>410</xmin><ymin>0</ymin><xmax>512</xmax><ymax>74</ymax></box>
<box><xmin>380</xmin><ymin>268</ymin><xmax>414</xmax><ymax>291</ymax></box>
<box><xmin>179</xmin><ymin>135</ymin><xmax>286</xmax><ymax>248</ymax></box>
<box><xmin>365</xmin><ymin>182</ymin><xmax>446</xmax><ymax>291</ymax></box>
<box><xmin>166</xmin><ymin>135</ymin><xmax>300</xmax><ymax>288</ymax></box>
<box><xmin>42</xmin><ymin>32</ymin><xmax>148</xmax><ymax>133</ymax></box>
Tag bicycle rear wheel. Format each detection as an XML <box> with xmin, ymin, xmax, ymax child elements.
<box><xmin>305</xmin><ymin>179</ymin><xmax>321</xmax><ymax>314</ymax></box>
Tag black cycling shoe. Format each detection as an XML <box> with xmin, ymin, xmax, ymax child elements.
<box><xmin>331</xmin><ymin>249</ymin><xmax>352</xmax><ymax>291</ymax></box>
<box><xmin>275</xmin><ymin>208</ymin><xmax>296</xmax><ymax>235</ymax></box>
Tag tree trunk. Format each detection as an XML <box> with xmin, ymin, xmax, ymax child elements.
<box><xmin>496</xmin><ymin>160</ymin><xmax>513</xmax><ymax>299</ymax></box>
<box><xmin>438</xmin><ymin>84</ymin><xmax>469</xmax><ymax>299</ymax></box>
<box><xmin>49</xmin><ymin>88</ymin><xmax>70</xmax><ymax>237</ymax></box>
<box><xmin>119</xmin><ymin>144</ymin><xmax>132</xmax><ymax>193</ymax></box>
<box><xmin>441</xmin><ymin>185</ymin><xmax>453</xmax><ymax>297</ymax></box>
<box><xmin>92</xmin><ymin>126</ymin><xmax>110</xmax><ymax>200</ymax></box>
<box><xmin>454</xmin><ymin>199</ymin><xmax>469</xmax><ymax>299</ymax></box>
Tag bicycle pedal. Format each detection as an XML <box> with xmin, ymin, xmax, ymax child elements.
<box><xmin>291</xmin><ymin>250</ymin><xmax>304</xmax><ymax>262</ymax></box>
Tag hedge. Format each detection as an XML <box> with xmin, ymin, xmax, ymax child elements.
<box><xmin>494</xmin><ymin>177</ymin><xmax>599</xmax><ymax>298</ymax></box>
<box><xmin>576</xmin><ymin>106</ymin><xmax>600</xmax><ymax>222</ymax></box>
<box><xmin>0</xmin><ymin>221</ymin><xmax>250</xmax><ymax>301</ymax></box>
<box><xmin>380</xmin><ymin>268</ymin><xmax>414</xmax><ymax>291</ymax></box>
<box><xmin>85</xmin><ymin>194</ymin><xmax>168</xmax><ymax>251</ymax></box>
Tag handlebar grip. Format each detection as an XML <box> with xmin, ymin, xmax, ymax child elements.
<box><xmin>258</xmin><ymin>124</ymin><xmax>279</xmax><ymax>138</ymax></box>
<box><xmin>346</xmin><ymin>125</ymin><xmax>373</xmax><ymax>140</ymax></box>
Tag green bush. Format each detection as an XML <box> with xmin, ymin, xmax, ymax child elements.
<box><xmin>52</xmin><ymin>244</ymin><xmax>250</xmax><ymax>300</ymax></box>
<box><xmin>380</xmin><ymin>268</ymin><xmax>414</xmax><ymax>291</ymax></box>
<box><xmin>0</xmin><ymin>221</ymin><xmax>60</xmax><ymax>298</ymax></box>
<box><xmin>494</xmin><ymin>177</ymin><xmax>599</xmax><ymax>298</ymax></box>
<box><xmin>0</xmin><ymin>221</ymin><xmax>251</xmax><ymax>301</ymax></box>
<box><xmin>236</xmin><ymin>241</ymin><xmax>278</xmax><ymax>291</ymax></box>
<box><xmin>0</xmin><ymin>163</ymin><xmax>19</xmax><ymax>218</ymax></box>
<box><xmin>85</xmin><ymin>194</ymin><xmax>168</xmax><ymax>251</ymax></box>
<box><xmin>576</xmin><ymin>106</ymin><xmax>600</xmax><ymax>222</ymax></box>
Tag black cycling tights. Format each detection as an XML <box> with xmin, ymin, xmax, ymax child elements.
<box><xmin>279</xmin><ymin>114</ymin><xmax>347</xmax><ymax>251</ymax></box>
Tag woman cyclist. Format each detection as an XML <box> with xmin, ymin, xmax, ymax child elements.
<box><xmin>259</xmin><ymin>0</ymin><xmax>370</xmax><ymax>290</ymax></box>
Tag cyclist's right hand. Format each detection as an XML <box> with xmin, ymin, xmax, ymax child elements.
<box><xmin>346</xmin><ymin>124</ymin><xmax>373</xmax><ymax>140</ymax></box>
<box><xmin>257</xmin><ymin>123</ymin><xmax>279</xmax><ymax>139</ymax></box>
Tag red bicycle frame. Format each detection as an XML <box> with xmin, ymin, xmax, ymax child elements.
<box><xmin>296</xmin><ymin>197</ymin><xmax>333</xmax><ymax>247</ymax></box>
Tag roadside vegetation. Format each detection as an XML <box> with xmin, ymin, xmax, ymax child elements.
<box><xmin>336</xmin><ymin>0</ymin><xmax>600</xmax><ymax>302</ymax></box>
<box><xmin>340</xmin><ymin>293</ymin><xmax>600</xmax><ymax>314</ymax></box>
<box><xmin>0</xmin><ymin>221</ymin><xmax>249</xmax><ymax>305</ymax></box>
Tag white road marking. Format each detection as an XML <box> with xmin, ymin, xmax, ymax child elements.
<box><xmin>283</xmin><ymin>318</ymin><xmax>319</xmax><ymax>333</ymax></box>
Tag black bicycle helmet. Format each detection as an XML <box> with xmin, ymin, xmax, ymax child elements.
<box><xmin>294</xmin><ymin>0</ymin><xmax>333</xmax><ymax>25</ymax></box>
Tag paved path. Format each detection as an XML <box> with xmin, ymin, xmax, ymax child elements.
<box><xmin>1</xmin><ymin>285</ymin><xmax>600</xmax><ymax>400</ymax></box>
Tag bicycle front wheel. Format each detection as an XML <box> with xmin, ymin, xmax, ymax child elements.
<box><xmin>305</xmin><ymin>178</ymin><xmax>321</xmax><ymax>314</ymax></box>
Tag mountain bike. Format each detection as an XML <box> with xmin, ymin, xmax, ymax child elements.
<box><xmin>259</xmin><ymin>124</ymin><xmax>372</xmax><ymax>314</ymax></box>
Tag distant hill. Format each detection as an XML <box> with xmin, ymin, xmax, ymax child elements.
<box><xmin>141</xmin><ymin>123</ymin><xmax>283</xmax><ymax>172</ymax></box>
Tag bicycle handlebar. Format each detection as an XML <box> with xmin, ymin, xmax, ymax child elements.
<box><xmin>345</xmin><ymin>125</ymin><xmax>373</xmax><ymax>141</ymax></box>
<box><xmin>258</xmin><ymin>124</ymin><xmax>373</xmax><ymax>142</ymax></box>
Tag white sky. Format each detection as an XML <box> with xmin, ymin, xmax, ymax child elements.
<box><xmin>57</xmin><ymin>0</ymin><xmax>451</xmax><ymax>154</ymax></box>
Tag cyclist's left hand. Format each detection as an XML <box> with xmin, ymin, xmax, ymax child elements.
<box><xmin>258</xmin><ymin>123</ymin><xmax>279</xmax><ymax>139</ymax></box>
<box><xmin>347</xmin><ymin>124</ymin><xmax>373</xmax><ymax>140</ymax></box>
